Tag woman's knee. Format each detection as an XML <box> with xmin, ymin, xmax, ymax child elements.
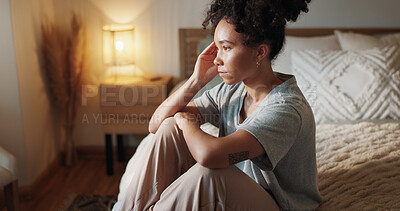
<box><xmin>186</xmin><ymin>163</ymin><xmax>234</xmax><ymax>179</ymax></box>
<box><xmin>188</xmin><ymin>163</ymin><xmax>212</xmax><ymax>176</ymax></box>
<box><xmin>154</xmin><ymin>117</ymin><xmax>182</xmax><ymax>141</ymax></box>
<box><xmin>153</xmin><ymin>117</ymin><xmax>187</xmax><ymax>150</ymax></box>
<box><xmin>156</xmin><ymin>117</ymin><xmax>179</xmax><ymax>134</ymax></box>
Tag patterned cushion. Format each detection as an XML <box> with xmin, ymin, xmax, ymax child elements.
<box><xmin>292</xmin><ymin>46</ymin><xmax>400</xmax><ymax>123</ymax></box>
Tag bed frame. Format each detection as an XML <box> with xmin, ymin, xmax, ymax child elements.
<box><xmin>179</xmin><ymin>28</ymin><xmax>400</xmax><ymax>80</ymax></box>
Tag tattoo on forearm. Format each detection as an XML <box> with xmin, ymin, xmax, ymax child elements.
<box><xmin>228</xmin><ymin>151</ymin><xmax>249</xmax><ymax>165</ymax></box>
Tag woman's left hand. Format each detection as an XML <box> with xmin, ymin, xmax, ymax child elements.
<box><xmin>174</xmin><ymin>112</ymin><xmax>200</xmax><ymax>131</ymax></box>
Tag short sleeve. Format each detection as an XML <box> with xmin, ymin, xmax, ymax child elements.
<box><xmin>238</xmin><ymin>105</ymin><xmax>301</xmax><ymax>171</ymax></box>
<box><xmin>193</xmin><ymin>82</ymin><xmax>225</xmax><ymax>127</ymax></box>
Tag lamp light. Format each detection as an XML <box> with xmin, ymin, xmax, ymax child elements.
<box><xmin>103</xmin><ymin>24</ymin><xmax>135</xmax><ymax>75</ymax></box>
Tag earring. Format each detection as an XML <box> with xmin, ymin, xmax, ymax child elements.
<box><xmin>256</xmin><ymin>61</ymin><xmax>260</xmax><ymax>69</ymax></box>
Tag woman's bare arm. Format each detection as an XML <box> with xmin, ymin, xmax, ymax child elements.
<box><xmin>174</xmin><ymin>112</ymin><xmax>266</xmax><ymax>168</ymax></box>
<box><xmin>148</xmin><ymin>42</ymin><xmax>218</xmax><ymax>133</ymax></box>
<box><xmin>148</xmin><ymin>79</ymin><xmax>203</xmax><ymax>134</ymax></box>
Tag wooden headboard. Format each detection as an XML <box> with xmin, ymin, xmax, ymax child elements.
<box><xmin>179</xmin><ymin>28</ymin><xmax>400</xmax><ymax>80</ymax></box>
<box><xmin>179</xmin><ymin>28</ymin><xmax>211</xmax><ymax>79</ymax></box>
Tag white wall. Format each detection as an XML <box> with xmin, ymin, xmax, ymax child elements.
<box><xmin>6</xmin><ymin>0</ymin><xmax>57</xmax><ymax>186</ymax></box>
<box><xmin>290</xmin><ymin>0</ymin><xmax>400</xmax><ymax>28</ymax></box>
<box><xmin>0</xmin><ymin>0</ymin><xmax>29</xmax><ymax>186</ymax></box>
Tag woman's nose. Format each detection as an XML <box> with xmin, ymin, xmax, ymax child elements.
<box><xmin>214</xmin><ymin>56</ymin><xmax>223</xmax><ymax>66</ymax></box>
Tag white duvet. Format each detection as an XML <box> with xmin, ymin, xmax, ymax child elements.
<box><xmin>316</xmin><ymin>120</ymin><xmax>400</xmax><ymax>210</ymax></box>
<box><xmin>118</xmin><ymin>120</ymin><xmax>400</xmax><ymax>210</ymax></box>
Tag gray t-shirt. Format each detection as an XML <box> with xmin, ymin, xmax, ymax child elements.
<box><xmin>194</xmin><ymin>73</ymin><xmax>322</xmax><ymax>211</ymax></box>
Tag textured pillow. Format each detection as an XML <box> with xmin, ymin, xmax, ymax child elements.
<box><xmin>272</xmin><ymin>35</ymin><xmax>341</xmax><ymax>74</ymax></box>
<box><xmin>380</xmin><ymin>32</ymin><xmax>400</xmax><ymax>46</ymax></box>
<box><xmin>335</xmin><ymin>30</ymin><xmax>400</xmax><ymax>50</ymax></box>
<box><xmin>292</xmin><ymin>46</ymin><xmax>400</xmax><ymax>124</ymax></box>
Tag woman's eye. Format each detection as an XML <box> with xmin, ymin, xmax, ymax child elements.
<box><xmin>223</xmin><ymin>46</ymin><xmax>231</xmax><ymax>50</ymax></box>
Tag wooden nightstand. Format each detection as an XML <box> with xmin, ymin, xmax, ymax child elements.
<box><xmin>100</xmin><ymin>74</ymin><xmax>173</xmax><ymax>175</ymax></box>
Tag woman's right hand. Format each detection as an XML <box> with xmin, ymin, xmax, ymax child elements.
<box><xmin>149</xmin><ymin>43</ymin><xmax>217</xmax><ymax>134</ymax></box>
<box><xmin>192</xmin><ymin>42</ymin><xmax>218</xmax><ymax>86</ymax></box>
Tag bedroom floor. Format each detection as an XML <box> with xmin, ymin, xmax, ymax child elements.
<box><xmin>6</xmin><ymin>150</ymin><xmax>133</xmax><ymax>211</ymax></box>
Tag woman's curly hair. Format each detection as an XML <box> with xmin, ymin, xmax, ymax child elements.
<box><xmin>202</xmin><ymin>0</ymin><xmax>311</xmax><ymax>61</ymax></box>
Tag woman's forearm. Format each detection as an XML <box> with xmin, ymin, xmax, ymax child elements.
<box><xmin>148</xmin><ymin>77</ymin><xmax>204</xmax><ymax>134</ymax></box>
<box><xmin>181</xmin><ymin>123</ymin><xmax>237</xmax><ymax>169</ymax></box>
<box><xmin>181</xmin><ymin>124</ymin><xmax>219</xmax><ymax>166</ymax></box>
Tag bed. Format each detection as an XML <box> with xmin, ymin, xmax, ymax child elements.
<box><xmin>119</xmin><ymin>28</ymin><xmax>400</xmax><ymax>210</ymax></box>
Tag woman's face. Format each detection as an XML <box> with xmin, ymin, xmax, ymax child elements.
<box><xmin>213</xmin><ymin>19</ymin><xmax>258</xmax><ymax>85</ymax></box>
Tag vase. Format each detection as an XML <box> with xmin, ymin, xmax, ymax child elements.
<box><xmin>62</xmin><ymin>125</ymin><xmax>78</xmax><ymax>167</ymax></box>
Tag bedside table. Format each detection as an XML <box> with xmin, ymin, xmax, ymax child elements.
<box><xmin>100</xmin><ymin>74</ymin><xmax>173</xmax><ymax>175</ymax></box>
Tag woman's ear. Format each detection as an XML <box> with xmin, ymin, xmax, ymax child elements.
<box><xmin>256</xmin><ymin>44</ymin><xmax>269</xmax><ymax>62</ymax></box>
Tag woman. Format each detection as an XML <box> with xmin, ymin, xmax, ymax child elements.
<box><xmin>114</xmin><ymin>0</ymin><xmax>321</xmax><ymax>210</ymax></box>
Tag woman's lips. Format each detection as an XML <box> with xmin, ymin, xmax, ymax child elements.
<box><xmin>218</xmin><ymin>71</ymin><xmax>227</xmax><ymax>76</ymax></box>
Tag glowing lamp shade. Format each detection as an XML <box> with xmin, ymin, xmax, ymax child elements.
<box><xmin>103</xmin><ymin>24</ymin><xmax>135</xmax><ymax>66</ymax></box>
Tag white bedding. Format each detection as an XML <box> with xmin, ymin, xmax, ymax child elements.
<box><xmin>316</xmin><ymin>120</ymin><xmax>400</xmax><ymax>210</ymax></box>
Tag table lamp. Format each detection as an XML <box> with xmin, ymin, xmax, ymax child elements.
<box><xmin>103</xmin><ymin>24</ymin><xmax>135</xmax><ymax>76</ymax></box>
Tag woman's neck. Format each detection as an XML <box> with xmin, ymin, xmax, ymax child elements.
<box><xmin>243</xmin><ymin>65</ymin><xmax>283</xmax><ymax>103</ymax></box>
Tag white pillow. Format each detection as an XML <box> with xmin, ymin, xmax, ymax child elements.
<box><xmin>335</xmin><ymin>30</ymin><xmax>400</xmax><ymax>50</ymax></box>
<box><xmin>292</xmin><ymin>46</ymin><xmax>400</xmax><ymax>124</ymax></box>
<box><xmin>380</xmin><ymin>32</ymin><xmax>400</xmax><ymax>46</ymax></box>
<box><xmin>272</xmin><ymin>35</ymin><xmax>341</xmax><ymax>74</ymax></box>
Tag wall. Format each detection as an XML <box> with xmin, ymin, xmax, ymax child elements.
<box><xmin>290</xmin><ymin>0</ymin><xmax>400</xmax><ymax>28</ymax></box>
<box><xmin>0</xmin><ymin>0</ymin><xmax>29</xmax><ymax>186</ymax></box>
<box><xmin>7</xmin><ymin>0</ymin><xmax>57</xmax><ymax>186</ymax></box>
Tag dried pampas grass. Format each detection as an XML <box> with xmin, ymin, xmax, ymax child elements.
<box><xmin>40</xmin><ymin>13</ymin><xmax>87</xmax><ymax>166</ymax></box>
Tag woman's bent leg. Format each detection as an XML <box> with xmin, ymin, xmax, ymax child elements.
<box><xmin>153</xmin><ymin>163</ymin><xmax>280</xmax><ymax>211</ymax></box>
<box><xmin>113</xmin><ymin>118</ymin><xmax>196</xmax><ymax>211</ymax></box>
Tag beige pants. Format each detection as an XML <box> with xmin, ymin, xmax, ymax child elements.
<box><xmin>114</xmin><ymin>118</ymin><xmax>280</xmax><ymax>211</ymax></box>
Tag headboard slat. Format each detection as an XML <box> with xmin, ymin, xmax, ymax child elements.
<box><xmin>179</xmin><ymin>28</ymin><xmax>211</xmax><ymax>79</ymax></box>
